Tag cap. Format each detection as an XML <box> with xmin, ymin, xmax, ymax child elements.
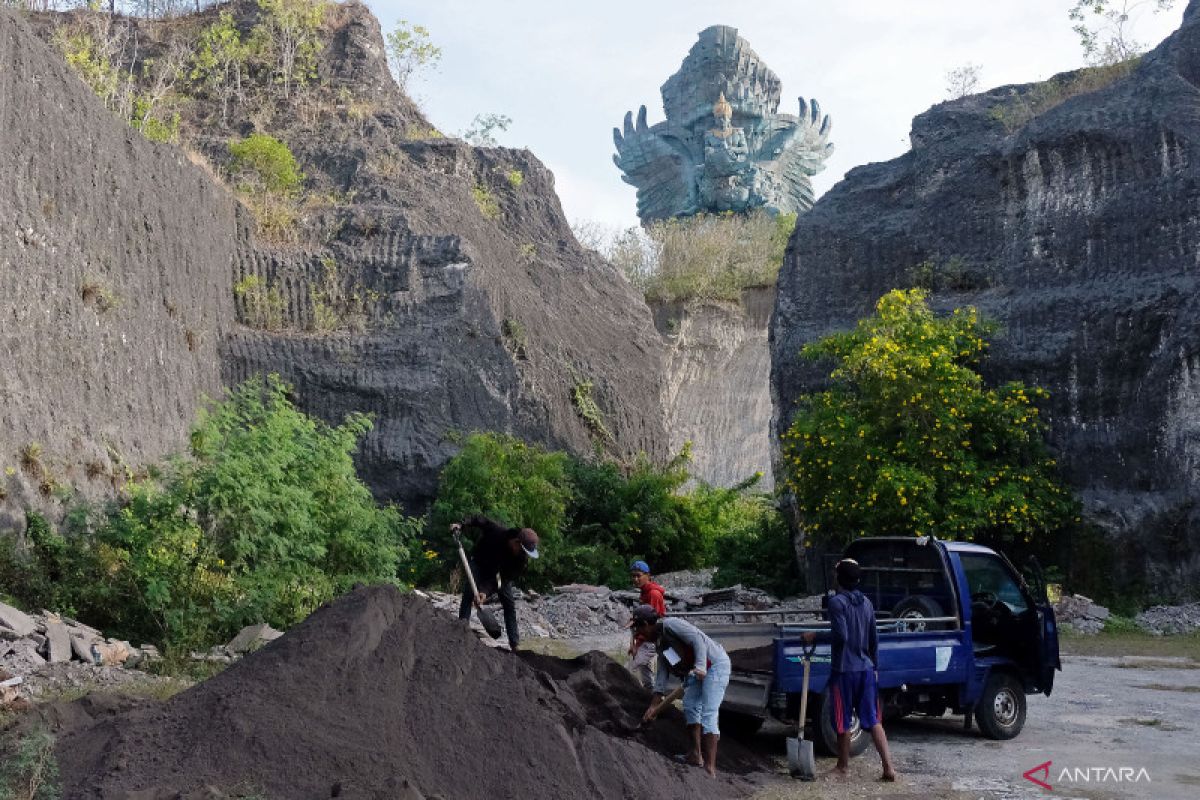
<box><xmin>630</xmin><ymin>560</ymin><xmax>650</xmax><ymax>574</ymax></box>
<box><xmin>835</xmin><ymin>558</ymin><xmax>861</xmax><ymax>589</ymax></box>
<box><xmin>624</xmin><ymin>603</ymin><xmax>660</xmax><ymax>629</ymax></box>
<box><xmin>518</xmin><ymin>528</ymin><xmax>540</xmax><ymax>559</ymax></box>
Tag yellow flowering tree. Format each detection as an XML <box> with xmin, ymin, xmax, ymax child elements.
<box><xmin>782</xmin><ymin>289</ymin><xmax>1077</xmax><ymax>548</ymax></box>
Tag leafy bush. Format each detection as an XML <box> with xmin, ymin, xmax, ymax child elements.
<box><xmin>470</xmin><ymin>184</ymin><xmax>500</xmax><ymax>220</ymax></box>
<box><xmin>0</xmin><ymin>726</ymin><xmax>58</xmax><ymax>800</ymax></box>
<box><xmin>612</xmin><ymin>210</ymin><xmax>795</xmax><ymax>304</ymax></box>
<box><xmin>425</xmin><ymin>432</ymin><xmax>571</xmax><ymax>590</ymax></box>
<box><xmin>712</xmin><ymin>493</ymin><xmax>802</xmax><ymax>597</ymax></box>
<box><xmin>782</xmin><ymin>289</ymin><xmax>1078</xmax><ymax>550</ymax></box>
<box><xmin>425</xmin><ymin>434</ymin><xmax>769</xmax><ymax>590</ymax></box>
<box><xmin>1</xmin><ymin>376</ymin><xmax>416</xmax><ymax>653</ymax></box>
<box><xmin>229</xmin><ymin>133</ymin><xmax>304</xmax><ymax>196</ymax></box>
<box><xmin>251</xmin><ymin>0</ymin><xmax>328</xmax><ymax>99</ymax></box>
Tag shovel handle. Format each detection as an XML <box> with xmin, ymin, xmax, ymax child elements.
<box><xmin>453</xmin><ymin>531</ymin><xmax>484</xmax><ymax>608</ymax></box>
<box><xmin>797</xmin><ymin>657</ymin><xmax>811</xmax><ymax>739</ymax></box>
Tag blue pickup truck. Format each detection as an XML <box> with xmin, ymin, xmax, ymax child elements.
<box><xmin>689</xmin><ymin>536</ymin><xmax>1061</xmax><ymax>756</ymax></box>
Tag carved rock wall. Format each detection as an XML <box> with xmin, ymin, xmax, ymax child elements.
<box><xmin>0</xmin><ymin>8</ymin><xmax>238</xmax><ymax>529</ymax></box>
<box><xmin>656</xmin><ymin>290</ymin><xmax>774</xmax><ymax>490</ymax></box>
<box><xmin>771</xmin><ymin>3</ymin><xmax>1200</xmax><ymax>596</ymax></box>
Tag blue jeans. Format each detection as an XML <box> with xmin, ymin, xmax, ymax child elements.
<box><xmin>682</xmin><ymin>655</ymin><xmax>731</xmax><ymax>735</ymax></box>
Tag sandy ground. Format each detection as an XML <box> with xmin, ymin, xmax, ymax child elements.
<box><xmin>745</xmin><ymin>654</ymin><xmax>1200</xmax><ymax>800</ymax></box>
<box><xmin>525</xmin><ymin>635</ymin><xmax>1200</xmax><ymax>799</ymax></box>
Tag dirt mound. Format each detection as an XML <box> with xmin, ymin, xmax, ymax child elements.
<box><xmin>518</xmin><ymin>651</ymin><xmax>769</xmax><ymax>775</ymax></box>
<box><xmin>47</xmin><ymin>586</ymin><xmax>761</xmax><ymax>799</ymax></box>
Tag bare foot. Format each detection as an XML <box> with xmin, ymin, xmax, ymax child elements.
<box><xmin>827</xmin><ymin>766</ymin><xmax>849</xmax><ymax>781</ymax></box>
<box><xmin>706</xmin><ymin>765</ymin><xmax>717</xmax><ymax>778</ymax></box>
<box><xmin>881</xmin><ymin>769</ymin><xmax>898</xmax><ymax>782</ymax></box>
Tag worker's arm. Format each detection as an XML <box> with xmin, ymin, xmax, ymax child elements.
<box><xmin>868</xmin><ymin>604</ymin><xmax>879</xmax><ymax>668</ymax></box>
<box><xmin>665</xmin><ymin>618</ymin><xmax>708</xmax><ymax>679</ymax></box>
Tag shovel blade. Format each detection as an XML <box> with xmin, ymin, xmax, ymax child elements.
<box><xmin>787</xmin><ymin>736</ymin><xmax>815</xmax><ymax>781</ymax></box>
<box><xmin>477</xmin><ymin>606</ymin><xmax>503</xmax><ymax>640</ymax></box>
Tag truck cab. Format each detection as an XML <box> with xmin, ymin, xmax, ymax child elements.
<box><xmin>693</xmin><ymin>536</ymin><xmax>1061</xmax><ymax>756</ymax></box>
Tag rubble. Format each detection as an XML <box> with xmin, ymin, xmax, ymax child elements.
<box><xmin>1054</xmin><ymin>593</ymin><xmax>1111</xmax><ymax>635</ymax></box>
<box><xmin>1135</xmin><ymin>602</ymin><xmax>1200</xmax><ymax>635</ymax></box>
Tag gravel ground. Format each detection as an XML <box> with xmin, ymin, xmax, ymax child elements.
<box><xmin>529</xmin><ymin>631</ymin><xmax>1200</xmax><ymax>799</ymax></box>
<box><xmin>744</xmin><ymin>654</ymin><xmax>1200</xmax><ymax>799</ymax></box>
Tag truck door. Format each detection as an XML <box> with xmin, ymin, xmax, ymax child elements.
<box><xmin>1024</xmin><ymin>556</ymin><xmax>1061</xmax><ymax>695</ymax></box>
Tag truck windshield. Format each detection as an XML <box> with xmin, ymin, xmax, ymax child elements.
<box><xmin>960</xmin><ymin>553</ymin><xmax>1028</xmax><ymax>613</ymax></box>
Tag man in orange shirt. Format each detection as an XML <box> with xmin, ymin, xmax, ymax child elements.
<box><xmin>627</xmin><ymin>560</ymin><xmax>667</xmax><ymax>688</ymax></box>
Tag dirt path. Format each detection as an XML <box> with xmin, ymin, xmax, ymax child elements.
<box><xmin>744</xmin><ymin>654</ymin><xmax>1200</xmax><ymax>799</ymax></box>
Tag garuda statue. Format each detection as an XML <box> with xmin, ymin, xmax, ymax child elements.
<box><xmin>613</xmin><ymin>25</ymin><xmax>833</xmax><ymax>223</ymax></box>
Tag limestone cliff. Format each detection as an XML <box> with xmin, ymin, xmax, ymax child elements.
<box><xmin>654</xmin><ymin>291</ymin><xmax>774</xmax><ymax>490</ymax></box>
<box><xmin>0</xmin><ymin>7</ymin><xmax>239</xmax><ymax>529</ymax></box>
<box><xmin>2</xmin><ymin>0</ymin><xmax>669</xmax><ymax>526</ymax></box>
<box><xmin>772</xmin><ymin>3</ymin><xmax>1200</xmax><ymax>596</ymax></box>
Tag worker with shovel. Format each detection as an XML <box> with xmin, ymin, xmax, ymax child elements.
<box><xmin>451</xmin><ymin>517</ymin><xmax>540</xmax><ymax>651</ymax></box>
<box><xmin>634</xmin><ymin>605</ymin><xmax>731</xmax><ymax>778</ymax></box>
<box><xmin>816</xmin><ymin>558</ymin><xmax>897</xmax><ymax>782</ymax></box>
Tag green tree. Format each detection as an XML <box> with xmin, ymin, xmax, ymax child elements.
<box><xmin>462</xmin><ymin>112</ymin><xmax>512</xmax><ymax>147</ymax></box>
<box><xmin>781</xmin><ymin>289</ymin><xmax>1077</xmax><ymax>550</ymax></box>
<box><xmin>191</xmin><ymin>10</ymin><xmax>251</xmax><ymax>124</ymax></box>
<box><xmin>252</xmin><ymin>0</ymin><xmax>327</xmax><ymax>98</ymax></box>
<box><xmin>385</xmin><ymin>19</ymin><xmax>442</xmax><ymax>91</ymax></box>
<box><xmin>1069</xmin><ymin>0</ymin><xmax>1176</xmax><ymax>65</ymax></box>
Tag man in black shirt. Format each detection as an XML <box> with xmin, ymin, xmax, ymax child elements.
<box><xmin>452</xmin><ymin>516</ymin><xmax>540</xmax><ymax>651</ymax></box>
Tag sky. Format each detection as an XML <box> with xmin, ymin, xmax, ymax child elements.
<box><xmin>365</xmin><ymin>0</ymin><xmax>1185</xmax><ymax>233</ymax></box>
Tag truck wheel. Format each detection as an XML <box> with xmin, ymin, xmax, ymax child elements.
<box><xmin>719</xmin><ymin>710</ymin><xmax>764</xmax><ymax>739</ymax></box>
<box><xmin>892</xmin><ymin>595</ymin><xmax>945</xmax><ymax>632</ymax></box>
<box><xmin>814</xmin><ymin>689</ymin><xmax>871</xmax><ymax>757</ymax></box>
<box><xmin>975</xmin><ymin>672</ymin><xmax>1026</xmax><ymax>740</ymax></box>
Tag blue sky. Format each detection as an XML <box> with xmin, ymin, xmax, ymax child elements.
<box><xmin>365</xmin><ymin>0</ymin><xmax>1184</xmax><ymax>231</ymax></box>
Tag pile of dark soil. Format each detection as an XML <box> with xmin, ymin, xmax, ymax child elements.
<box><xmin>728</xmin><ymin>644</ymin><xmax>775</xmax><ymax>675</ymax></box>
<box><xmin>518</xmin><ymin>651</ymin><xmax>768</xmax><ymax>774</ymax></box>
<box><xmin>44</xmin><ymin>586</ymin><xmax>764</xmax><ymax>799</ymax></box>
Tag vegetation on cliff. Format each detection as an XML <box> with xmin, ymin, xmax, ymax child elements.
<box><xmin>579</xmin><ymin>210</ymin><xmax>795</xmax><ymax>305</ymax></box>
<box><xmin>0</xmin><ymin>376</ymin><xmax>418</xmax><ymax>653</ymax></box>
<box><xmin>781</xmin><ymin>290</ymin><xmax>1078</xmax><ymax>553</ymax></box>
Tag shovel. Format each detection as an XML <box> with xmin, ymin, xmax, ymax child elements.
<box><xmin>787</xmin><ymin>638</ymin><xmax>817</xmax><ymax>780</ymax></box>
<box><xmin>454</xmin><ymin>531</ymin><xmax>503</xmax><ymax>640</ymax></box>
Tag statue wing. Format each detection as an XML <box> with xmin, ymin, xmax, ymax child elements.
<box><xmin>761</xmin><ymin>96</ymin><xmax>834</xmax><ymax>175</ymax></box>
<box><xmin>613</xmin><ymin>105</ymin><xmax>697</xmax><ymax>221</ymax></box>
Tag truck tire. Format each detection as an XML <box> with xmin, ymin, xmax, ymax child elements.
<box><xmin>975</xmin><ymin>672</ymin><xmax>1026</xmax><ymax>740</ymax></box>
<box><xmin>893</xmin><ymin>595</ymin><xmax>945</xmax><ymax>632</ymax></box>
<box><xmin>814</xmin><ymin>689</ymin><xmax>871</xmax><ymax>757</ymax></box>
<box><xmin>718</xmin><ymin>710</ymin><xmax>764</xmax><ymax>739</ymax></box>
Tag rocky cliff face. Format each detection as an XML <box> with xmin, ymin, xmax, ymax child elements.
<box><xmin>772</xmin><ymin>4</ymin><xmax>1200</xmax><ymax>595</ymax></box>
<box><xmin>3</xmin><ymin>0</ymin><xmax>669</xmax><ymax>523</ymax></box>
<box><xmin>200</xmin><ymin>1</ymin><xmax>670</xmax><ymax>503</ymax></box>
<box><xmin>0</xmin><ymin>8</ymin><xmax>239</xmax><ymax>531</ymax></box>
<box><xmin>655</xmin><ymin>291</ymin><xmax>774</xmax><ymax>489</ymax></box>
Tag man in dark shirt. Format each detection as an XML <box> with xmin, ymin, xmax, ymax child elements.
<box><xmin>452</xmin><ymin>516</ymin><xmax>539</xmax><ymax>651</ymax></box>
<box><xmin>823</xmin><ymin>558</ymin><xmax>896</xmax><ymax>781</ymax></box>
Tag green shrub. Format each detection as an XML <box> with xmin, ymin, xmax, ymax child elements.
<box><xmin>782</xmin><ymin>289</ymin><xmax>1078</xmax><ymax>550</ymax></box>
<box><xmin>0</xmin><ymin>376</ymin><xmax>417</xmax><ymax>653</ymax></box>
<box><xmin>471</xmin><ymin>184</ymin><xmax>500</xmax><ymax>220</ymax></box>
<box><xmin>505</xmin><ymin>169</ymin><xmax>524</xmax><ymax>188</ymax></box>
<box><xmin>711</xmin><ymin>493</ymin><xmax>802</xmax><ymax>597</ymax></box>
<box><xmin>426</xmin><ymin>432</ymin><xmax>571</xmax><ymax>590</ymax></box>
<box><xmin>424</xmin><ymin>434</ymin><xmax>768</xmax><ymax>590</ymax></box>
<box><xmin>0</xmin><ymin>726</ymin><xmax>58</xmax><ymax>800</ymax></box>
<box><xmin>229</xmin><ymin>133</ymin><xmax>304</xmax><ymax>196</ymax></box>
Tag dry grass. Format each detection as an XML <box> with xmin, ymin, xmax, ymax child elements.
<box><xmin>1060</xmin><ymin>629</ymin><xmax>1200</xmax><ymax>661</ymax></box>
